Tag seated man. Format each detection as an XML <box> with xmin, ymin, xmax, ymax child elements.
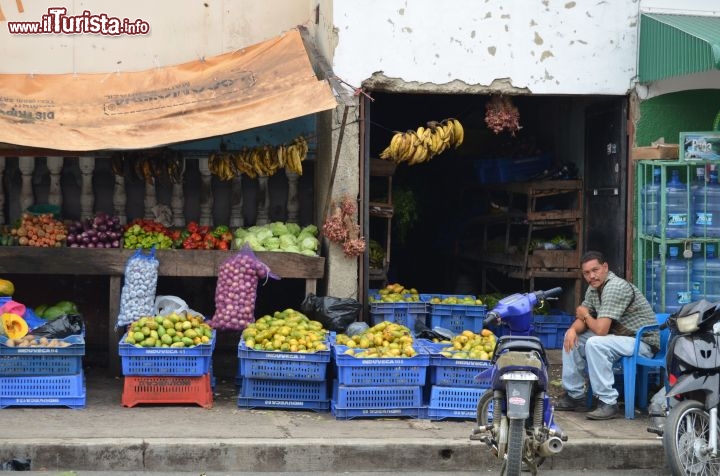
<box><xmin>556</xmin><ymin>250</ymin><xmax>659</xmax><ymax>420</ymax></box>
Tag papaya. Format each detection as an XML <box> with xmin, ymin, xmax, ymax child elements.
<box><xmin>1</xmin><ymin>313</ymin><xmax>28</xmax><ymax>339</ymax></box>
<box><xmin>0</xmin><ymin>279</ymin><xmax>14</xmax><ymax>297</ymax></box>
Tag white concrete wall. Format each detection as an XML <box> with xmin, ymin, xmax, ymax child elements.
<box><xmin>330</xmin><ymin>0</ymin><xmax>720</xmax><ymax>95</ymax></box>
<box><xmin>331</xmin><ymin>0</ymin><xmax>640</xmax><ymax>95</ymax></box>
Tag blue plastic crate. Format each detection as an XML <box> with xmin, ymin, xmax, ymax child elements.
<box><xmin>423</xmin><ymin>342</ymin><xmax>493</xmax><ymax>387</ymax></box>
<box><xmin>332</xmin><ymin>381</ymin><xmax>423</xmax><ymax>408</ymax></box>
<box><xmin>0</xmin><ymin>371</ymin><xmax>86</xmax><ymax>408</ymax></box>
<box><xmin>237</xmin><ymin>397</ymin><xmax>330</xmax><ymax>412</ymax></box>
<box><xmin>332</xmin><ymin>345</ymin><xmax>429</xmax><ymax>386</ymax></box>
<box><xmin>0</xmin><ymin>335</ymin><xmax>85</xmax><ymax>376</ymax></box>
<box><xmin>119</xmin><ymin>331</ymin><xmax>215</xmax><ymax>376</ymax></box>
<box><xmin>239</xmin><ymin>377</ymin><xmax>329</xmax><ymax>402</ymax></box>
<box><xmin>429</xmin><ymin>304</ymin><xmax>487</xmax><ymax>334</ymax></box>
<box><xmin>497</xmin><ymin>154</ymin><xmax>553</xmax><ymax>183</ymax></box>
<box><xmin>532</xmin><ymin>313</ymin><xmax>573</xmax><ymax>349</ymax></box>
<box><xmin>533</xmin><ymin>312</ymin><xmax>574</xmax><ymax>325</ymax></box>
<box><xmin>473</xmin><ymin>158</ymin><xmax>501</xmax><ymax>184</ymax></box>
<box><xmin>369</xmin><ymin>299</ymin><xmax>428</xmax><ymax>331</ymax></box>
<box><xmin>331</xmin><ymin>402</ymin><xmax>426</xmax><ymax>420</ymax></box>
<box><xmin>425</xmin><ymin>385</ymin><xmax>489</xmax><ymax>421</ymax></box>
<box><xmin>237</xmin><ymin>341</ymin><xmax>331</xmax><ymax>381</ymax></box>
<box><xmin>420</xmin><ymin>293</ymin><xmax>478</xmax><ymax>303</ymax></box>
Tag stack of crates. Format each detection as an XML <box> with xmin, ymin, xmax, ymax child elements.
<box><xmin>421</xmin><ymin>294</ymin><xmax>487</xmax><ymax>335</ymax></box>
<box><xmin>118</xmin><ymin>329</ymin><xmax>216</xmax><ymax>408</ymax></box>
<box><xmin>236</xmin><ymin>339</ymin><xmax>331</xmax><ymax>411</ymax></box>
<box><xmin>330</xmin><ymin>342</ymin><xmax>429</xmax><ymax>419</ymax></box>
<box><xmin>422</xmin><ymin>340</ymin><xmax>492</xmax><ymax>420</ymax></box>
<box><xmin>532</xmin><ymin>312</ymin><xmax>573</xmax><ymax>349</ymax></box>
<box><xmin>0</xmin><ymin>333</ymin><xmax>86</xmax><ymax>409</ymax></box>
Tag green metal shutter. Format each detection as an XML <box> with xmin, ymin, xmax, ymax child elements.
<box><xmin>639</xmin><ymin>13</ymin><xmax>720</xmax><ymax>83</ymax></box>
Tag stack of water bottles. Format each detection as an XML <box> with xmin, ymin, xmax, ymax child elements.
<box><xmin>642</xmin><ymin>164</ymin><xmax>720</xmax><ymax>312</ymax></box>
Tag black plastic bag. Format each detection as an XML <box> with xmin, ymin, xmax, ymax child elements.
<box><xmin>301</xmin><ymin>294</ymin><xmax>362</xmax><ymax>333</ymax></box>
<box><xmin>31</xmin><ymin>314</ymin><xmax>84</xmax><ymax>339</ymax></box>
<box><xmin>414</xmin><ymin>319</ymin><xmax>455</xmax><ymax>341</ymax></box>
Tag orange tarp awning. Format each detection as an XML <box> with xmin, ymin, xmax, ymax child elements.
<box><xmin>0</xmin><ymin>29</ymin><xmax>337</xmax><ymax>151</ymax></box>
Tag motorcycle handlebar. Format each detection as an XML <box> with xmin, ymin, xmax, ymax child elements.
<box><xmin>483</xmin><ymin>311</ymin><xmax>500</xmax><ymax>327</ymax></box>
<box><xmin>537</xmin><ymin>287</ymin><xmax>563</xmax><ymax>300</ymax></box>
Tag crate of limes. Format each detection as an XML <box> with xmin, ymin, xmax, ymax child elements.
<box><xmin>119</xmin><ymin>313</ymin><xmax>215</xmax><ymax>377</ymax></box>
<box><xmin>421</xmin><ymin>294</ymin><xmax>487</xmax><ymax>334</ymax></box>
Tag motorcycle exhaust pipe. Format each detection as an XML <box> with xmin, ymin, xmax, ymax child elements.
<box><xmin>537</xmin><ymin>436</ymin><xmax>564</xmax><ymax>457</ymax></box>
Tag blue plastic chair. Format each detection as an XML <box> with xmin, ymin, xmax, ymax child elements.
<box><xmin>585</xmin><ymin>313</ymin><xmax>671</xmax><ymax>418</ymax></box>
<box><xmin>621</xmin><ymin>313</ymin><xmax>671</xmax><ymax>419</ymax></box>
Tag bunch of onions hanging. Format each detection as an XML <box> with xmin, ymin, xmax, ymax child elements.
<box><xmin>322</xmin><ymin>195</ymin><xmax>366</xmax><ymax>258</ymax></box>
<box><xmin>485</xmin><ymin>95</ymin><xmax>522</xmax><ymax>136</ymax></box>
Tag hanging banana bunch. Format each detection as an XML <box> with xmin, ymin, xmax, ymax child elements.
<box><xmin>207</xmin><ymin>134</ymin><xmax>310</xmax><ymax>180</ymax></box>
<box><xmin>379</xmin><ymin>118</ymin><xmax>464</xmax><ymax>166</ymax></box>
<box><xmin>112</xmin><ymin>150</ymin><xmax>182</xmax><ymax>185</ymax></box>
<box><xmin>285</xmin><ymin>135</ymin><xmax>309</xmax><ymax>176</ymax></box>
<box><xmin>208</xmin><ymin>151</ymin><xmax>236</xmax><ymax>181</ymax></box>
<box><xmin>165</xmin><ymin>151</ymin><xmax>185</xmax><ymax>185</ymax></box>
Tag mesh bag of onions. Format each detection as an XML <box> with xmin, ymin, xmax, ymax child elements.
<box><xmin>211</xmin><ymin>244</ymin><xmax>278</xmax><ymax>331</ymax></box>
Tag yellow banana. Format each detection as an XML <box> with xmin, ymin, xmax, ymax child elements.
<box><xmin>408</xmin><ymin>143</ymin><xmax>428</xmax><ymax>165</ymax></box>
<box><xmin>385</xmin><ymin>132</ymin><xmax>403</xmax><ymax>160</ymax></box>
<box><xmin>277</xmin><ymin>144</ymin><xmax>286</xmax><ymax>167</ymax></box>
<box><xmin>451</xmin><ymin>118</ymin><xmax>464</xmax><ymax>148</ymax></box>
<box><xmin>294</xmin><ymin>146</ymin><xmax>304</xmax><ymax>175</ymax></box>
<box><xmin>442</xmin><ymin>119</ymin><xmax>455</xmax><ymax>146</ymax></box>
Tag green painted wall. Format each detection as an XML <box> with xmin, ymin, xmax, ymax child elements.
<box><xmin>636</xmin><ymin>89</ymin><xmax>720</xmax><ymax>146</ymax></box>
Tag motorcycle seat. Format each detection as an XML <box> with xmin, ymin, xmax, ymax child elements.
<box><xmin>495</xmin><ymin>336</ymin><xmax>547</xmax><ymax>361</ymax></box>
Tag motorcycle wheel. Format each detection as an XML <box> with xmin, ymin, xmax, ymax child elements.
<box><xmin>663</xmin><ymin>399</ymin><xmax>720</xmax><ymax>476</ymax></box>
<box><xmin>504</xmin><ymin>418</ymin><xmax>525</xmax><ymax>476</ymax></box>
<box><xmin>478</xmin><ymin>390</ymin><xmax>546</xmax><ymax>471</ymax></box>
<box><xmin>477</xmin><ymin>389</ymin><xmax>494</xmax><ymax>426</ymax></box>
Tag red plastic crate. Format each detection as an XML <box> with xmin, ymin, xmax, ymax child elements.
<box><xmin>121</xmin><ymin>374</ymin><xmax>213</xmax><ymax>408</ymax></box>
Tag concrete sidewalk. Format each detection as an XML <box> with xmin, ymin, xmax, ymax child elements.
<box><xmin>0</xmin><ymin>368</ymin><xmax>667</xmax><ymax>474</ymax></box>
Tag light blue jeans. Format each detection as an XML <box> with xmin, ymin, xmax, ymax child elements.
<box><xmin>562</xmin><ymin>330</ymin><xmax>653</xmax><ymax>405</ymax></box>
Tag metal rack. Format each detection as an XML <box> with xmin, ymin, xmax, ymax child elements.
<box><xmin>635</xmin><ymin>159</ymin><xmax>720</xmax><ymax>313</ymax></box>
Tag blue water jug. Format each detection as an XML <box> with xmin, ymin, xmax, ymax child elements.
<box><xmin>645</xmin><ymin>256</ymin><xmax>661</xmax><ymax>312</ymax></box>
<box><xmin>693</xmin><ymin>168</ymin><xmax>720</xmax><ymax>237</ymax></box>
<box><xmin>665</xmin><ymin>170</ymin><xmax>689</xmax><ymax>238</ymax></box>
<box><xmin>641</xmin><ymin>167</ymin><xmax>661</xmax><ymax>236</ymax></box>
<box><xmin>691</xmin><ymin>243</ymin><xmax>720</xmax><ymax>302</ymax></box>
<box><xmin>663</xmin><ymin>246</ymin><xmax>692</xmax><ymax>313</ymax></box>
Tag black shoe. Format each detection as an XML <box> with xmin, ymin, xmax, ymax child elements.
<box><xmin>555</xmin><ymin>393</ymin><xmax>588</xmax><ymax>412</ymax></box>
<box><xmin>586</xmin><ymin>401</ymin><xmax>618</xmax><ymax>420</ymax></box>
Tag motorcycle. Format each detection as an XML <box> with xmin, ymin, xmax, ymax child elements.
<box><xmin>658</xmin><ymin>298</ymin><xmax>720</xmax><ymax>476</ymax></box>
<box><xmin>470</xmin><ymin>288</ymin><xmax>568</xmax><ymax>476</ymax></box>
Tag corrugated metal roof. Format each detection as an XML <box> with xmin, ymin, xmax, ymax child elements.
<box><xmin>639</xmin><ymin>13</ymin><xmax>720</xmax><ymax>83</ymax></box>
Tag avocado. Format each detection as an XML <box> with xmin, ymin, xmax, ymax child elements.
<box><xmin>54</xmin><ymin>301</ymin><xmax>78</xmax><ymax>314</ymax></box>
<box><xmin>34</xmin><ymin>304</ymin><xmax>48</xmax><ymax>318</ymax></box>
<box><xmin>42</xmin><ymin>305</ymin><xmax>66</xmax><ymax>321</ymax></box>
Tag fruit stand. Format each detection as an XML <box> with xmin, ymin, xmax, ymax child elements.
<box><xmin>0</xmin><ymin>247</ymin><xmax>324</xmax><ymax>373</ymax></box>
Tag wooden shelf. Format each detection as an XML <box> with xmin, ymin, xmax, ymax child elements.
<box><xmin>463</xmin><ymin>178</ymin><xmax>584</xmax><ymax>309</ymax></box>
<box><xmin>369</xmin><ymin>202</ymin><xmax>394</xmax><ymax>218</ymax></box>
<box><xmin>0</xmin><ymin>247</ymin><xmax>324</xmax><ymax>281</ymax></box>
